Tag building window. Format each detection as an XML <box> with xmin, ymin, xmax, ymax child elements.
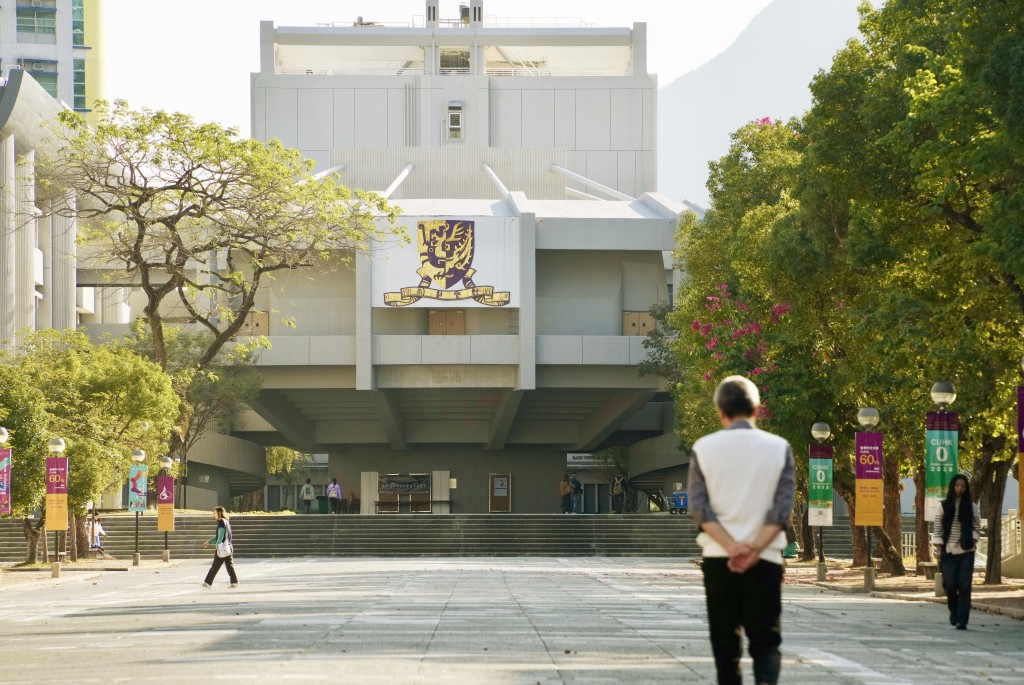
<box><xmin>17</xmin><ymin>9</ymin><xmax>58</xmax><ymax>44</ymax></box>
<box><xmin>34</xmin><ymin>73</ymin><xmax>58</xmax><ymax>98</ymax></box>
<box><xmin>73</xmin><ymin>59</ymin><xmax>86</xmax><ymax>110</ymax></box>
<box><xmin>439</xmin><ymin>48</ymin><xmax>469</xmax><ymax>74</ymax></box>
<box><xmin>72</xmin><ymin>0</ymin><xmax>86</xmax><ymax>46</ymax></box>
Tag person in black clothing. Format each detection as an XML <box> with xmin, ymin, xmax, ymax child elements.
<box><xmin>201</xmin><ymin>506</ymin><xmax>238</xmax><ymax>589</ymax></box>
<box><xmin>935</xmin><ymin>474</ymin><xmax>980</xmax><ymax>629</ymax></box>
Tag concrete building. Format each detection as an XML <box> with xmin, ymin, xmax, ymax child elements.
<box><xmin>0</xmin><ymin>0</ymin><xmax>104</xmax><ymax>117</ymax></box>
<box><xmin>235</xmin><ymin>2</ymin><xmax>689</xmax><ymax>514</ymax></box>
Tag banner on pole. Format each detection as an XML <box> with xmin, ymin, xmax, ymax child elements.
<box><xmin>128</xmin><ymin>464</ymin><xmax>149</xmax><ymax>513</ymax></box>
<box><xmin>808</xmin><ymin>444</ymin><xmax>834</xmax><ymax>527</ymax></box>
<box><xmin>855</xmin><ymin>432</ymin><xmax>884</xmax><ymax>527</ymax></box>
<box><xmin>925</xmin><ymin>411</ymin><xmax>959</xmax><ymax>521</ymax></box>
<box><xmin>157</xmin><ymin>475</ymin><xmax>175</xmax><ymax>532</ymax></box>
<box><xmin>1018</xmin><ymin>387</ymin><xmax>1023</xmax><ymax>525</ymax></box>
<box><xmin>45</xmin><ymin>457</ymin><xmax>68</xmax><ymax>532</ymax></box>
<box><xmin>0</xmin><ymin>448</ymin><xmax>11</xmax><ymax>515</ymax></box>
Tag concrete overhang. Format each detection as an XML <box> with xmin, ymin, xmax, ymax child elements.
<box><xmin>0</xmin><ymin>69</ymin><xmax>65</xmax><ymax>153</ymax></box>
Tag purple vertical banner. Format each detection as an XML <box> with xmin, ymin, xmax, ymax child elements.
<box><xmin>855</xmin><ymin>432</ymin><xmax>883</xmax><ymax>479</ymax></box>
<box><xmin>157</xmin><ymin>476</ymin><xmax>175</xmax><ymax>506</ymax></box>
<box><xmin>46</xmin><ymin>457</ymin><xmax>69</xmax><ymax>494</ymax></box>
<box><xmin>0</xmin><ymin>447</ymin><xmax>11</xmax><ymax>515</ymax></box>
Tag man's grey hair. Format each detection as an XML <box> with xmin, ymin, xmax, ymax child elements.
<box><xmin>713</xmin><ymin>375</ymin><xmax>760</xmax><ymax>419</ymax></box>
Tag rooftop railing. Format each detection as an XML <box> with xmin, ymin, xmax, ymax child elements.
<box><xmin>275</xmin><ymin>66</ymin><xmax>631</xmax><ymax>77</ymax></box>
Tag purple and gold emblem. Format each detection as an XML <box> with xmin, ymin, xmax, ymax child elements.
<box><xmin>384</xmin><ymin>219</ymin><xmax>509</xmax><ymax>307</ymax></box>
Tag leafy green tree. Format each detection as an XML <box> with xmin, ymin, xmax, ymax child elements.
<box><xmin>266</xmin><ymin>446</ymin><xmax>314</xmax><ymax>511</ymax></box>
<box><xmin>36</xmin><ymin>100</ymin><xmax>402</xmax><ymax>459</ymax></box>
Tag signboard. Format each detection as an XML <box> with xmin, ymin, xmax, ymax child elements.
<box><xmin>855</xmin><ymin>432</ymin><xmax>884</xmax><ymax>527</ymax></box>
<box><xmin>128</xmin><ymin>463</ymin><xmax>149</xmax><ymax>513</ymax></box>
<box><xmin>157</xmin><ymin>475</ymin><xmax>175</xmax><ymax>532</ymax></box>
<box><xmin>372</xmin><ymin>216</ymin><xmax>519</xmax><ymax>308</ymax></box>
<box><xmin>0</xmin><ymin>447</ymin><xmax>11</xmax><ymax>515</ymax></box>
<box><xmin>488</xmin><ymin>473</ymin><xmax>511</xmax><ymax>512</ymax></box>
<box><xmin>377</xmin><ymin>473</ymin><xmax>431</xmax><ymax>494</ymax></box>
<box><xmin>45</xmin><ymin>456</ymin><xmax>68</xmax><ymax>532</ymax></box>
<box><xmin>808</xmin><ymin>444</ymin><xmax>834</xmax><ymax>527</ymax></box>
<box><xmin>925</xmin><ymin>411</ymin><xmax>959</xmax><ymax>521</ymax></box>
<box><xmin>566</xmin><ymin>452</ymin><xmax>602</xmax><ymax>468</ymax></box>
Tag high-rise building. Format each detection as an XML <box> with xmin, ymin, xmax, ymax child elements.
<box><xmin>0</xmin><ymin>0</ymin><xmax>104</xmax><ymax>116</ymax></box>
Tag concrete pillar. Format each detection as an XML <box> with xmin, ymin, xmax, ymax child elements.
<box><xmin>51</xmin><ymin>194</ymin><xmax>77</xmax><ymax>330</ymax></box>
<box><xmin>517</xmin><ymin>210</ymin><xmax>536</xmax><ymax>390</ymax></box>
<box><xmin>0</xmin><ymin>135</ymin><xmax>16</xmax><ymax>347</ymax></box>
<box><xmin>37</xmin><ymin>211</ymin><xmax>52</xmax><ymax>329</ymax></box>
<box><xmin>14</xmin><ymin>150</ymin><xmax>37</xmax><ymax>342</ymax></box>
<box><xmin>355</xmin><ymin>249</ymin><xmax>374</xmax><ymax>390</ymax></box>
<box><xmin>100</xmin><ymin>286</ymin><xmax>130</xmax><ymax>324</ymax></box>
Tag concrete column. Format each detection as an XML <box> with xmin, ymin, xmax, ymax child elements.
<box><xmin>14</xmin><ymin>150</ymin><xmax>37</xmax><ymax>342</ymax></box>
<box><xmin>51</xmin><ymin>193</ymin><xmax>77</xmax><ymax>330</ymax></box>
<box><xmin>517</xmin><ymin>211</ymin><xmax>536</xmax><ymax>390</ymax></box>
<box><xmin>100</xmin><ymin>286</ymin><xmax>130</xmax><ymax>324</ymax></box>
<box><xmin>0</xmin><ymin>135</ymin><xmax>16</xmax><ymax>347</ymax></box>
<box><xmin>37</xmin><ymin>210</ymin><xmax>52</xmax><ymax>329</ymax></box>
<box><xmin>355</xmin><ymin>249</ymin><xmax>374</xmax><ymax>390</ymax></box>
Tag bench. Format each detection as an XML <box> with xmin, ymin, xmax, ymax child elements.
<box><xmin>918</xmin><ymin>561</ymin><xmax>939</xmax><ymax>579</ymax></box>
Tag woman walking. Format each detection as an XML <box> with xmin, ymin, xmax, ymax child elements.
<box><xmin>936</xmin><ymin>474</ymin><xmax>980</xmax><ymax>629</ymax></box>
<box><xmin>201</xmin><ymin>506</ymin><xmax>239</xmax><ymax>589</ymax></box>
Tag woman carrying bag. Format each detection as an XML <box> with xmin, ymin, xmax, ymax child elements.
<box><xmin>935</xmin><ymin>474</ymin><xmax>980</xmax><ymax>629</ymax></box>
<box><xmin>201</xmin><ymin>506</ymin><xmax>239</xmax><ymax>589</ymax></box>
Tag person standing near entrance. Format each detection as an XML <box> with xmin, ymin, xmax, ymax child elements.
<box><xmin>688</xmin><ymin>375</ymin><xmax>794</xmax><ymax>685</ymax></box>
<box><xmin>935</xmin><ymin>473</ymin><xmax>980</xmax><ymax>629</ymax></box>
<box><xmin>201</xmin><ymin>506</ymin><xmax>238</xmax><ymax>589</ymax></box>
<box><xmin>300</xmin><ymin>479</ymin><xmax>316</xmax><ymax>514</ymax></box>
<box><xmin>570</xmin><ymin>473</ymin><xmax>583</xmax><ymax>514</ymax></box>
<box><xmin>611</xmin><ymin>474</ymin><xmax>628</xmax><ymax>514</ymax></box>
<box><xmin>559</xmin><ymin>474</ymin><xmax>572</xmax><ymax>514</ymax></box>
<box><xmin>327</xmin><ymin>477</ymin><xmax>342</xmax><ymax>514</ymax></box>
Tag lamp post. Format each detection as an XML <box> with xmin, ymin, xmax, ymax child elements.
<box><xmin>856</xmin><ymin>407</ymin><xmax>881</xmax><ymax>590</ymax></box>
<box><xmin>159</xmin><ymin>455</ymin><xmax>173</xmax><ymax>562</ymax></box>
<box><xmin>47</xmin><ymin>438</ymin><xmax>67</xmax><ymax>578</ymax></box>
<box><xmin>810</xmin><ymin>422</ymin><xmax>832</xmax><ymax>582</ymax></box>
<box><xmin>130</xmin><ymin>449</ymin><xmax>146</xmax><ymax>567</ymax></box>
<box><xmin>927</xmin><ymin>381</ymin><xmax>957</xmax><ymax>597</ymax></box>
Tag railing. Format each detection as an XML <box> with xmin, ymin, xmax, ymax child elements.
<box><xmin>276</xmin><ymin>66</ymin><xmax>425</xmax><ymax>76</ymax></box>
<box><xmin>275</xmin><ymin>66</ymin><xmax>630</xmax><ymax>77</ymax></box>
<box><xmin>901</xmin><ymin>532</ymin><xmax>915</xmax><ymax>557</ymax></box>
<box><xmin>904</xmin><ymin>515</ymin><xmax>1022</xmax><ymax>560</ymax></box>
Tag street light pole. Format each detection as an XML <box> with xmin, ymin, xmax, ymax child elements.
<box><xmin>857</xmin><ymin>407</ymin><xmax>880</xmax><ymax>590</ymax></box>
<box><xmin>928</xmin><ymin>381</ymin><xmax>957</xmax><ymax>597</ymax></box>
<box><xmin>811</xmin><ymin>422</ymin><xmax>832</xmax><ymax>582</ymax></box>
<box><xmin>130</xmin><ymin>449</ymin><xmax>146</xmax><ymax>567</ymax></box>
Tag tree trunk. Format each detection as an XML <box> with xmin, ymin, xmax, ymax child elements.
<box><xmin>74</xmin><ymin>515</ymin><xmax>89</xmax><ymax>559</ymax></box>
<box><xmin>41</xmin><ymin>526</ymin><xmax>49</xmax><ymax>563</ymax></box>
<box><xmin>21</xmin><ymin>518</ymin><xmax>42</xmax><ymax>564</ymax></box>
<box><xmin>914</xmin><ymin>466</ymin><xmax>931</xmax><ymax>570</ymax></box>
<box><xmin>799</xmin><ymin>500</ymin><xmax>816</xmax><ymax>562</ymax></box>
<box><xmin>69</xmin><ymin>518</ymin><xmax>78</xmax><ymax>562</ymax></box>
<box><xmin>883</xmin><ymin>447</ymin><xmax>906</xmax><ymax>559</ymax></box>
<box><xmin>981</xmin><ymin>459</ymin><xmax>1012</xmax><ymax>584</ymax></box>
<box><xmin>872</xmin><ymin>525</ymin><xmax>906</xmax><ymax>575</ymax></box>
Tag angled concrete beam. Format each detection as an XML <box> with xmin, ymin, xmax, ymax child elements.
<box><xmin>574</xmin><ymin>391</ymin><xmax>656</xmax><ymax>451</ymax></box>
<box><xmin>381</xmin><ymin>163</ymin><xmax>414</xmax><ymax>199</ymax></box>
<box><xmin>370</xmin><ymin>390</ymin><xmax>408</xmax><ymax>450</ymax></box>
<box><xmin>248</xmin><ymin>390</ymin><xmax>317</xmax><ymax>453</ymax></box>
<box><xmin>486</xmin><ymin>389</ymin><xmax>524</xmax><ymax>451</ymax></box>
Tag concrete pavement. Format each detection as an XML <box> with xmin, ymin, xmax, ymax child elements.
<box><xmin>0</xmin><ymin>557</ymin><xmax>1021</xmax><ymax>684</ymax></box>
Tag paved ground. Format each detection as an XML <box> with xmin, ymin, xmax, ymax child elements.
<box><xmin>1</xmin><ymin>558</ymin><xmax>1022</xmax><ymax>684</ymax></box>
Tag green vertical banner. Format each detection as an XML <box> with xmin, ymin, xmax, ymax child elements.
<box><xmin>925</xmin><ymin>411</ymin><xmax>959</xmax><ymax>521</ymax></box>
<box><xmin>808</xmin><ymin>444</ymin><xmax>834</xmax><ymax>527</ymax></box>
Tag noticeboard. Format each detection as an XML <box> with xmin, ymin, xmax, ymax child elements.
<box><xmin>488</xmin><ymin>473</ymin><xmax>511</xmax><ymax>513</ymax></box>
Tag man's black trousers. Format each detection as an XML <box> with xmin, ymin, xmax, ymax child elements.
<box><xmin>701</xmin><ymin>557</ymin><xmax>783</xmax><ymax>685</ymax></box>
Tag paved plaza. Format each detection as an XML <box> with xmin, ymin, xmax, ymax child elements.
<box><xmin>0</xmin><ymin>558</ymin><xmax>1021</xmax><ymax>684</ymax></box>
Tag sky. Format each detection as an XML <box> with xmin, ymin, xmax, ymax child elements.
<box><xmin>103</xmin><ymin>0</ymin><xmax>773</xmax><ymax>136</ymax></box>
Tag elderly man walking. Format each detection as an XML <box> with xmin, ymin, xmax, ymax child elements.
<box><xmin>687</xmin><ymin>375</ymin><xmax>795</xmax><ymax>685</ymax></box>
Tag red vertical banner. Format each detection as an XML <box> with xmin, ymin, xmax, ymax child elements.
<box><xmin>1018</xmin><ymin>387</ymin><xmax>1023</xmax><ymax>524</ymax></box>
<box><xmin>0</xmin><ymin>448</ymin><xmax>11</xmax><ymax>515</ymax></box>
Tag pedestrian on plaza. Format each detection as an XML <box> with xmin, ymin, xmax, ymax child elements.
<box><xmin>300</xmin><ymin>478</ymin><xmax>316</xmax><ymax>514</ymax></box>
<box><xmin>935</xmin><ymin>473</ymin><xmax>980</xmax><ymax>629</ymax></box>
<box><xmin>688</xmin><ymin>375</ymin><xmax>795</xmax><ymax>685</ymax></box>
<box><xmin>611</xmin><ymin>473</ymin><xmax>628</xmax><ymax>514</ymax></box>
<box><xmin>570</xmin><ymin>472</ymin><xmax>583</xmax><ymax>514</ymax></box>
<box><xmin>327</xmin><ymin>477</ymin><xmax>343</xmax><ymax>514</ymax></box>
<box><xmin>90</xmin><ymin>513</ymin><xmax>107</xmax><ymax>556</ymax></box>
<box><xmin>200</xmin><ymin>506</ymin><xmax>238</xmax><ymax>589</ymax></box>
<box><xmin>559</xmin><ymin>473</ymin><xmax>572</xmax><ymax>514</ymax></box>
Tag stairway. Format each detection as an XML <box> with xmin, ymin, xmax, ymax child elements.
<box><xmin>0</xmin><ymin>514</ymin><xmax>703</xmax><ymax>562</ymax></box>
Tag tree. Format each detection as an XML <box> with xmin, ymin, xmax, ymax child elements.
<box><xmin>266</xmin><ymin>446</ymin><xmax>315</xmax><ymax>511</ymax></box>
<box><xmin>36</xmin><ymin>101</ymin><xmax>401</xmax><ymax>457</ymax></box>
<box><xmin>0</xmin><ymin>330</ymin><xmax>178</xmax><ymax>560</ymax></box>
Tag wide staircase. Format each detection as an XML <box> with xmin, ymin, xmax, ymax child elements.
<box><xmin>0</xmin><ymin>514</ymin><xmax>702</xmax><ymax>562</ymax></box>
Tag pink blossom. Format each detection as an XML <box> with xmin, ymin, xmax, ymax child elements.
<box><xmin>736</xmin><ymin>301</ymin><xmax>749</xmax><ymax>311</ymax></box>
<box><xmin>755</xmin><ymin>116</ymin><xmax>773</xmax><ymax>127</ymax></box>
<box><xmin>700</xmin><ymin>324</ymin><xmax>713</xmax><ymax>337</ymax></box>
<box><xmin>691</xmin><ymin>320</ymin><xmax>701</xmax><ymax>331</ymax></box>
<box><xmin>702</xmin><ymin>373</ymin><xmax>713</xmax><ymax>382</ymax></box>
<box><xmin>705</xmin><ymin>337</ymin><xmax>718</xmax><ymax>350</ymax></box>
<box><xmin>713</xmin><ymin>352</ymin><xmax>724</xmax><ymax>360</ymax></box>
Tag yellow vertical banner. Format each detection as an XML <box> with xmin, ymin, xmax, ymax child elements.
<box><xmin>157</xmin><ymin>504</ymin><xmax>175</xmax><ymax>532</ymax></box>
<box><xmin>45</xmin><ymin>493</ymin><xmax>68</xmax><ymax>532</ymax></box>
